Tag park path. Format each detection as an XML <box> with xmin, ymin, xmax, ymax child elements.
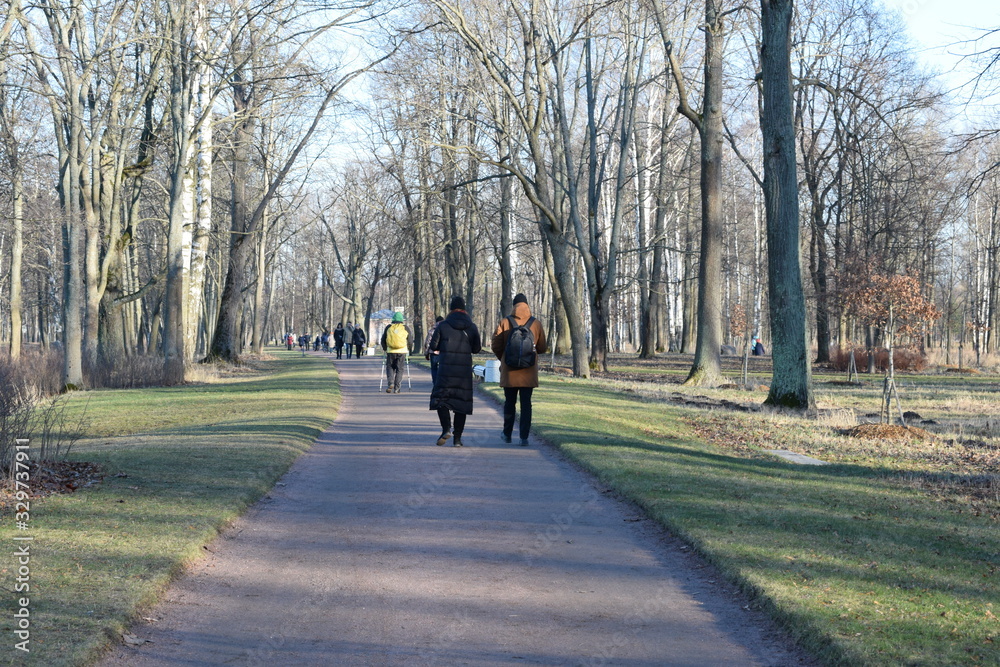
<box><xmin>100</xmin><ymin>354</ymin><xmax>809</xmax><ymax>666</ymax></box>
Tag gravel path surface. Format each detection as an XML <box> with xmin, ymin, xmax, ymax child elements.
<box><xmin>100</xmin><ymin>355</ymin><xmax>811</xmax><ymax>666</ymax></box>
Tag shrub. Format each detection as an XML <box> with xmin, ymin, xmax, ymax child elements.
<box><xmin>31</xmin><ymin>394</ymin><xmax>90</xmax><ymax>462</ymax></box>
<box><xmin>16</xmin><ymin>347</ymin><xmax>64</xmax><ymax>396</ymax></box>
<box><xmin>0</xmin><ymin>349</ymin><xmax>91</xmax><ymax>476</ymax></box>
<box><xmin>830</xmin><ymin>346</ymin><xmax>927</xmax><ymax>372</ymax></box>
<box><xmin>85</xmin><ymin>353</ymin><xmax>166</xmax><ymax>389</ymax></box>
<box><xmin>0</xmin><ymin>356</ymin><xmax>39</xmax><ymax>478</ymax></box>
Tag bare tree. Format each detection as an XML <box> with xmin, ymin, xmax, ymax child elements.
<box><xmin>207</xmin><ymin>0</ymin><xmax>396</xmax><ymax>363</ymax></box>
<box><xmin>0</xmin><ymin>23</ymin><xmax>28</xmax><ymax>359</ymax></box>
<box><xmin>654</xmin><ymin>0</ymin><xmax>727</xmax><ymax>386</ymax></box>
<box><xmin>429</xmin><ymin>0</ymin><xmax>594</xmax><ymax>377</ymax></box>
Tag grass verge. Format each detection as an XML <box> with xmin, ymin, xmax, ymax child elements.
<box><xmin>0</xmin><ymin>351</ymin><xmax>339</xmax><ymax>666</ymax></box>
<box><xmin>481</xmin><ymin>376</ymin><xmax>999</xmax><ymax>666</ymax></box>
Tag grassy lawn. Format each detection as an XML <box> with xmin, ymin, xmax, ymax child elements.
<box><xmin>481</xmin><ymin>372</ymin><xmax>999</xmax><ymax>666</ymax></box>
<box><xmin>3</xmin><ymin>347</ymin><xmax>995</xmax><ymax>665</ymax></box>
<box><xmin>0</xmin><ymin>351</ymin><xmax>338</xmax><ymax>666</ymax></box>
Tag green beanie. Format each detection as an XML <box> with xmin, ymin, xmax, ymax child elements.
<box><xmin>392</xmin><ymin>312</ymin><xmax>404</xmax><ymax>323</ymax></box>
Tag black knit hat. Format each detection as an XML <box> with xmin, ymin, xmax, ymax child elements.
<box><xmin>513</xmin><ymin>293</ymin><xmax>527</xmax><ymax>305</ymax></box>
<box><xmin>449</xmin><ymin>295</ymin><xmax>466</xmax><ymax>311</ymax></box>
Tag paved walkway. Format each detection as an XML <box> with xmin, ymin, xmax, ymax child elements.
<box><xmin>101</xmin><ymin>355</ymin><xmax>808</xmax><ymax>666</ymax></box>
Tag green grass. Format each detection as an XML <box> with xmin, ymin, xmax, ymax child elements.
<box><xmin>0</xmin><ymin>351</ymin><xmax>339</xmax><ymax>666</ymax></box>
<box><xmin>481</xmin><ymin>376</ymin><xmax>1000</xmax><ymax>666</ymax></box>
<box><xmin>4</xmin><ymin>348</ymin><xmax>996</xmax><ymax>665</ymax></box>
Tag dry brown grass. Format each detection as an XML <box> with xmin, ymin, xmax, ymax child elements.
<box><xmin>845</xmin><ymin>423</ymin><xmax>934</xmax><ymax>441</ymax></box>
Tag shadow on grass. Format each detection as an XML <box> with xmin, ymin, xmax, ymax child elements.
<box><xmin>527</xmin><ymin>400</ymin><xmax>999</xmax><ymax>665</ymax></box>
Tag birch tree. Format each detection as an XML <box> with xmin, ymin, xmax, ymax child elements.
<box><xmin>0</xmin><ymin>21</ymin><xmax>28</xmax><ymax>359</ymax></box>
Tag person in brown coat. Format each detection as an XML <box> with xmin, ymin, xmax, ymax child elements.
<box><xmin>490</xmin><ymin>293</ymin><xmax>548</xmax><ymax>446</ymax></box>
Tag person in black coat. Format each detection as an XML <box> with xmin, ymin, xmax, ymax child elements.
<box><xmin>352</xmin><ymin>325</ymin><xmax>367</xmax><ymax>358</ymax></box>
<box><xmin>332</xmin><ymin>323</ymin><xmax>345</xmax><ymax>359</ymax></box>
<box><xmin>428</xmin><ymin>295</ymin><xmax>482</xmax><ymax>447</ymax></box>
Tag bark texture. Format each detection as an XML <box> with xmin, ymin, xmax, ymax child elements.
<box><xmin>760</xmin><ymin>0</ymin><xmax>815</xmax><ymax>409</ymax></box>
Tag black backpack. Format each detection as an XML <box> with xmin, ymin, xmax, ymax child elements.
<box><xmin>504</xmin><ymin>316</ymin><xmax>536</xmax><ymax>369</ymax></box>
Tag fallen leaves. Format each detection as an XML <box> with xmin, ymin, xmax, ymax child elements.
<box><xmin>0</xmin><ymin>460</ymin><xmax>104</xmax><ymax>514</ymax></box>
<box><xmin>846</xmin><ymin>423</ymin><xmax>934</xmax><ymax>441</ymax></box>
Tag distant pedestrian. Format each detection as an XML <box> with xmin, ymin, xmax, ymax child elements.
<box><xmin>423</xmin><ymin>315</ymin><xmax>444</xmax><ymax>386</ymax></box>
<box><xmin>344</xmin><ymin>321</ymin><xmax>355</xmax><ymax>359</ymax></box>
<box><xmin>286</xmin><ymin>333</ymin><xmax>294</xmax><ymax>351</ymax></box>
<box><xmin>381</xmin><ymin>312</ymin><xmax>413</xmax><ymax>393</ymax></box>
<box><xmin>333</xmin><ymin>323</ymin><xmax>345</xmax><ymax>359</ymax></box>
<box><xmin>352</xmin><ymin>324</ymin><xmax>367</xmax><ymax>359</ymax></box>
<box><xmin>491</xmin><ymin>293</ymin><xmax>547</xmax><ymax>446</ymax></box>
<box><xmin>428</xmin><ymin>296</ymin><xmax>482</xmax><ymax>447</ymax></box>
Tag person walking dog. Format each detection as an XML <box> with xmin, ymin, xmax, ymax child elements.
<box><xmin>428</xmin><ymin>296</ymin><xmax>481</xmax><ymax>447</ymax></box>
<box><xmin>381</xmin><ymin>312</ymin><xmax>412</xmax><ymax>393</ymax></box>
<box><xmin>491</xmin><ymin>293</ymin><xmax>547</xmax><ymax>446</ymax></box>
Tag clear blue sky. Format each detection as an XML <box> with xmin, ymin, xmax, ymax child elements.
<box><xmin>882</xmin><ymin>0</ymin><xmax>1000</xmax><ymax>122</ymax></box>
<box><xmin>882</xmin><ymin>0</ymin><xmax>998</xmax><ymax>71</ymax></box>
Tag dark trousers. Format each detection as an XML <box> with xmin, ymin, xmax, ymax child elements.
<box><xmin>438</xmin><ymin>409</ymin><xmax>467</xmax><ymax>438</ymax></box>
<box><xmin>503</xmin><ymin>387</ymin><xmax>534</xmax><ymax>440</ymax></box>
<box><xmin>334</xmin><ymin>343</ymin><xmax>343</xmax><ymax>359</ymax></box>
<box><xmin>429</xmin><ymin>355</ymin><xmax>440</xmax><ymax>385</ymax></box>
<box><xmin>386</xmin><ymin>353</ymin><xmax>405</xmax><ymax>390</ymax></box>
<box><xmin>345</xmin><ymin>341</ymin><xmax>353</xmax><ymax>358</ymax></box>
<box><xmin>355</xmin><ymin>343</ymin><xmax>364</xmax><ymax>358</ymax></box>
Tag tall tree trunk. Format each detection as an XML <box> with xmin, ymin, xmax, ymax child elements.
<box><xmin>187</xmin><ymin>41</ymin><xmax>213</xmax><ymax>359</ymax></box>
<box><xmin>8</xmin><ymin>162</ymin><xmax>23</xmax><ymax>359</ymax></box>
<box><xmin>637</xmin><ymin>128</ymin><xmax>654</xmax><ymax>359</ymax></box>
<box><xmin>251</xmin><ymin>218</ymin><xmax>268</xmax><ymax>354</ymax></box>
<box><xmin>206</xmin><ymin>63</ymin><xmax>255</xmax><ymax>363</ymax></box>
<box><xmin>56</xmin><ymin>81</ymin><xmax>88</xmax><ymax>389</ymax></box>
<box><xmin>541</xmin><ymin>231</ymin><xmax>571</xmax><ymax>356</ymax></box>
<box><xmin>806</xmin><ymin>173</ymin><xmax>832</xmax><ymax>363</ymax></box>
<box><xmin>761</xmin><ymin>0</ymin><xmax>814</xmax><ymax>408</ymax></box>
<box><xmin>163</xmin><ymin>2</ymin><xmax>199</xmax><ymax>383</ymax></box>
<box><xmin>499</xmin><ymin>165</ymin><xmax>514</xmax><ymax>318</ymax></box>
<box><xmin>543</xmin><ymin>229</ymin><xmax>588</xmax><ymax>377</ymax></box>
<box><xmin>812</xmin><ymin>220</ymin><xmax>831</xmax><ymax>363</ymax></box>
<box><xmin>682</xmin><ymin>0</ymin><xmax>725</xmax><ymax>386</ymax></box>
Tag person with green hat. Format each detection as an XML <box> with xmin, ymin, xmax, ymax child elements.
<box><xmin>380</xmin><ymin>311</ymin><xmax>413</xmax><ymax>393</ymax></box>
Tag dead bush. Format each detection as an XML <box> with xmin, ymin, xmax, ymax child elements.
<box><xmin>9</xmin><ymin>348</ymin><xmax>64</xmax><ymax>396</ymax></box>
<box><xmin>830</xmin><ymin>346</ymin><xmax>927</xmax><ymax>373</ymax></box>
<box><xmin>0</xmin><ymin>351</ymin><xmax>91</xmax><ymax>478</ymax></box>
<box><xmin>85</xmin><ymin>354</ymin><xmax>165</xmax><ymax>389</ymax></box>
<box><xmin>0</xmin><ymin>358</ymin><xmax>39</xmax><ymax>478</ymax></box>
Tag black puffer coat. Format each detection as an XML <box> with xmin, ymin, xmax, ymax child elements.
<box><xmin>428</xmin><ymin>310</ymin><xmax>482</xmax><ymax>415</ymax></box>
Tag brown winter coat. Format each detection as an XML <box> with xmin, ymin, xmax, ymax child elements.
<box><xmin>490</xmin><ymin>302</ymin><xmax>548</xmax><ymax>388</ymax></box>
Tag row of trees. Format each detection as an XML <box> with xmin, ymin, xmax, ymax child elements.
<box><xmin>0</xmin><ymin>0</ymin><xmax>997</xmax><ymax>406</ymax></box>
<box><xmin>0</xmin><ymin>0</ymin><xmax>395</xmax><ymax>387</ymax></box>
